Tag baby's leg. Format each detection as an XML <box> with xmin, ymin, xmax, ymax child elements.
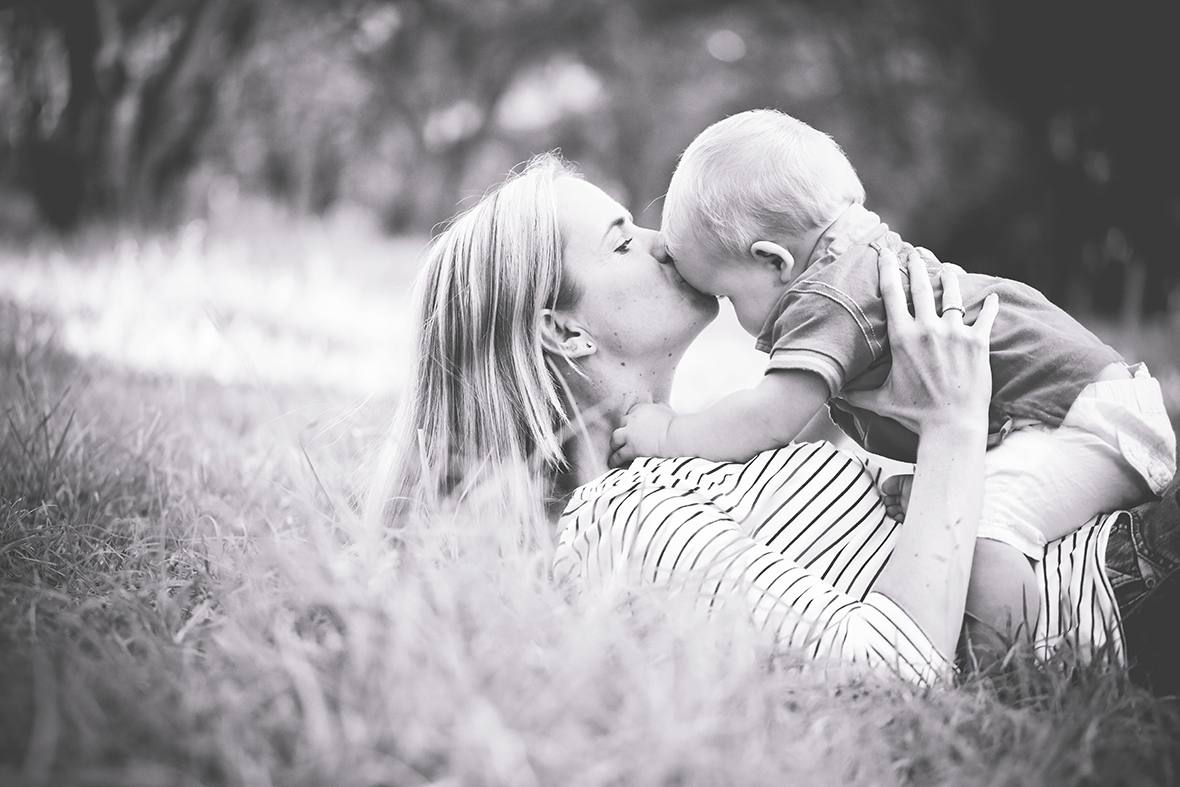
<box><xmin>963</xmin><ymin>425</ymin><xmax>1149</xmax><ymax>661</ymax></box>
<box><xmin>978</xmin><ymin>424</ymin><xmax>1148</xmax><ymax>553</ymax></box>
<box><xmin>962</xmin><ymin>540</ymin><xmax>1039</xmax><ymax>662</ymax></box>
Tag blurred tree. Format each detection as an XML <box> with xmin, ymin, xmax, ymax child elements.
<box><xmin>573</xmin><ymin>0</ymin><xmax>1005</xmax><ymax>237</ymax></box>
<box><xmin>2</xmin><ymin>0</ymin><xmax>257</xmax><ymax>228</ymax></box>
<box><xmin>0</xmin><ymin>0</ymin><xmax>1174</xmax><ymax>315</ymax></box>
<box><xmin>327</xmin><ymin>0</ymin><xmax>728</xmax><ymax>228</ymax></box>
<box><xmin>917</xmin><ymin>0</ymin><xmax>1180</xmax><ymax>314</ymax></box>
<box><xmin>347</xmin><ymin>0</ymin><xmax>626</xmax><ymax>228</ymax></box>
<box><xmin>212</xmin><ymin>5</ymin><xmax>372</xmax><ymax>216</ymax></box>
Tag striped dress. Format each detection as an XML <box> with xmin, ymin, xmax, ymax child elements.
<box><xmin>553</xmin><ymin>441</ymin><xmax>1124</xmax><ymax>685</ymax></box>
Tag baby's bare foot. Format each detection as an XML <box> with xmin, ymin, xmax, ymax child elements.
<box><xmin>882</xmin><ymin>474</ymin><xmax>913</xmax><ymax>521</ymax></box>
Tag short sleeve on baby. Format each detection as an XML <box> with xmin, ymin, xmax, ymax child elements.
<box><xmin>755</xmin><ymin>246</ymin><xmax>888</xmax><ymax>395</ymax></box>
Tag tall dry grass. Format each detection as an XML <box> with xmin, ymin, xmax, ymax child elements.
<box><xmin>0</xmin><ymin>215</ymin><xmax>1178</xmax><ymax>786</ymax></box>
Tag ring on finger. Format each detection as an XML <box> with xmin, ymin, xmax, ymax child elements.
<box><xmin>942</xmin><ymin>305</ymin><xmax>966</xmax><ymax>317</ymax></box>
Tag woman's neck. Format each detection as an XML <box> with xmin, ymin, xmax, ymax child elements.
<box><xmin>559</xmin><ymin>354</ymin><xmax>676</xmax><ymax>490</ymax></box>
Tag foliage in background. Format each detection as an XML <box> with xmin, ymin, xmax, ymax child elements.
<box><xmin>1</xmin><ymin>0</ymin><xmax>1178</xmax><ymax>314</ymax></box>
<box><xmin>0</xmin><ymin>0</ymin><xmax>257</xmax><ymax>226</ymax></box>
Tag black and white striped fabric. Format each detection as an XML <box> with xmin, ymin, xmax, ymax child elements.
<box><xmin>554</xmin><ymin>441</ymin><xmax>1124</xmax><ymax>684</ymax></box>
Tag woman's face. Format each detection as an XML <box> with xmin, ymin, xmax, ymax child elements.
<box><xmin>554</xmin><ymin>178</ymin><xmax>718</xmax><ymax>364</ymax></box>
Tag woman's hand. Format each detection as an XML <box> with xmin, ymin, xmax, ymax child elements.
<box><xmin>843</xmin><ymin>248</ymin><xmax>999</xmax><ymax>436</ymax></box>
<box><xmin>859</xmin><ymin>246</ymin><xmax>1001</xmax><ymax>661</ymax></box>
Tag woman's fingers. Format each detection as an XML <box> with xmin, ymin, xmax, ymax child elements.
<box><xmin>906</xmin><ymin>249</ymin><xmax>937</xmax><ymax>322</ymax></box>
<box><xmin>971</xmin><ymin>292</ymin><xmax>1000</xmax><ymax>339</ymax></box>
<box><xmin>939</xmin><ymin>266</ymin><xmax>964</xmax><ymax>322</ymax></box>
<box><xmin>877</xmin><ymin>248</ymin><xmax>911</xmax><ymax>327</ymax></box>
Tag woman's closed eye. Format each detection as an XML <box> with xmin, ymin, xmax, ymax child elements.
<box><xmin>614</xmin><ymin>237</ymin><xmax>633</xmax><ymax>254</ymax></box>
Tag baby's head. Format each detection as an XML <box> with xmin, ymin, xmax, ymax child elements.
<box><xmin>661</xmin><ymin>109</ymin><xmax>865</xmax><ymax>334</ymax></box>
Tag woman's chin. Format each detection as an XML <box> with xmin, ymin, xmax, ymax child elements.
<box><xmin>684</xmin><ymin>282</ymin><xmax>720</xmax><ymax>320</ymax></box>
<box><xmin>696</xmin><ymin>292</ymin><xmax>721</xmax><ymax>321</ymax></box>
<box><xmin>667</xmin><ymin>266</ymin><xmax>719</xmax><ymax>313</ymax></box>
<box><xmin>679</xmin><ymin>288</ymin><xmax>720</xmax><ymax>338</ymax></box>
<box><xmin>649</xmin><ymin>264</ymin><xmax>719</xmax><ymax>344</ymax></box>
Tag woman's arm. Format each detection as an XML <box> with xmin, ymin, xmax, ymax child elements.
<box><xmin>852</xmin><ymin>248</ymin><xmax>998</xmax><ymax>659</ymax></box>
<box><xmin>556</xmin><ymin>474</ymin><xmax>950</xmax><ymax>684</ymax></box>
<box><xmin>871</xmin><ymin>420</ymin><xmax>987</xmax><ymax>659</ymax></box>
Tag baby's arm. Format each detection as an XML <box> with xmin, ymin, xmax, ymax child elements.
<box><xmin>610</xmin><ymin>369</ymin><xmax>830</xmax><ymax>465</ymax></box>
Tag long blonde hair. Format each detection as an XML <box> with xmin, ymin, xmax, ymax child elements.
<box><xmin>365</xmin><ymin>153</ymin><xmax>580</xmax><ymax>525</ymax></box>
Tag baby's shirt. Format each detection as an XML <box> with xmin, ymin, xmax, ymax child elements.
<box><xmin>756</xmin><ymin>204</ymin><xmax>1124</xmax><ymax>462</ymax></box>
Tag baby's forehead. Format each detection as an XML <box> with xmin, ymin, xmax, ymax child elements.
<box><xmin>664</xmin><ymin>218</ymin><xmax>730</xmax><ymax>259</ymax></box>
<box><xmin>667</xmin><ymin>242</ymin><xmax>728</xmax><ymax>275</ymax></box>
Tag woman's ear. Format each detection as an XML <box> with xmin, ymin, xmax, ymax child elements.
<box><xmin>540</xmin><ymin>309</ymin><xmax>597</xmax><ymax>359</ymax></box>
<box><xmin>750</xmin><ymin>240</ymin><xmax>796</xmax><ymax>283</ymax></box>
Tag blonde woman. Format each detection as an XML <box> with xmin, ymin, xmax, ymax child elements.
<box><xmin>368</xmin><ymin>154</ymin><xmax>1180</xmax><ymax>689</ymax></box>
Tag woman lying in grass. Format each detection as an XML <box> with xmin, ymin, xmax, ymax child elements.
<box><xmin>367</xmin><ymin>154</ymin><xmax>1179</xmax><ymax>691</ymax></box>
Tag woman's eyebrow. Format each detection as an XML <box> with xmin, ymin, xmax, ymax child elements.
<box><xmin>601</xmin><ymin>213</ymin><xmax>634</xmax><ymax>240</ymax></box>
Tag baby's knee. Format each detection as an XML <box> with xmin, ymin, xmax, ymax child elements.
<box><xmin>965</xmin><ymin>539</ymin><xmax>1041</xmax><ymax>639</ymax></box>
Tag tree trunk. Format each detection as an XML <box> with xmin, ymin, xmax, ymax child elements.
<box><xmin>16</xmin><ymin>0</ymin><xmax>256</xmax><ymax>229</ymax></box>
<box><xmin>26</xmin><ymin>0</ymin><xmax>108</xmax><ymax>228</ymax></box>
<box><xmin>128</xmin><ymin>0</ymin><xmax>256</xmax><ymax>221</ymax></box>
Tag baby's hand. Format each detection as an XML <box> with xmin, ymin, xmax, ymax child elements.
<box><xmin>882</xmin><ymin>474</ymin><xmax>914</xmax><ymax>521</ymax></box>
<box><xmin>609</xmin><ymin>402</ymin><xmax>677</xmax><ymax>467</ymax></box>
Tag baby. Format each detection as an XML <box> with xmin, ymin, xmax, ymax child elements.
<box><xmin>614</xmin><ymin>109</ymin><xmax>1177</xmax><ymax>646</ymax></box>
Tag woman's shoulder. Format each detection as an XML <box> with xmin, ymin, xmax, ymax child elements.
<box><xmin>559</xmin><ymin>455</ymin><xmax>720</xmax><ymax>521</ymax></box>
<box><xmin>560</xmin><ymin>440</ymin><xmax>862</xmax><ymax>522</ymax></box>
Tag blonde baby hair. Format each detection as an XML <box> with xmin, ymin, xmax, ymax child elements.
<box><xmin>662</xmin><ymin>109</ymin><xmax>865</xmax><ymax>261</ymax></box>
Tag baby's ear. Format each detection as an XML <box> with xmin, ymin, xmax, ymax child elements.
<box><xmin>749</xmin><ymin>240</ymin><xmax>796</xmax><ymax>283</ymax></box>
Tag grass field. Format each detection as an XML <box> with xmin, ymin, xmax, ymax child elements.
<box><xmin>1</xmin><ymin>213</ymin><xmax>1178</xmax><ymax>786</ymax></box>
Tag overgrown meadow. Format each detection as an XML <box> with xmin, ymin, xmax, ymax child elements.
<box><xmin>1</xmin><ymin>209</ymin><xmax>1178</xmax><ymax>787</ymax></box>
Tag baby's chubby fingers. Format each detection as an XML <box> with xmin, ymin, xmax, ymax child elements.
<box><xmin>614</xmin><ymin>401</ymin><xmax>677</xmax><ymax>457</ymax></box>
<box><xmin>882</xmin><ymin>474</ymin><xmax>913</xmax><ymax>521</ymax></box>
<box><xmin>609</xmin><ymin>427</ymin><xmax>636</xmax><ymax>468</ymax></box>
<box><xmin>610</xmin><ymin>425</ymin><xmax>629</xmax><ymax>453</ymax></box>
<box><xmin>609</xmin><ymin>448</ymin><xmax>635</xmax><ymax>468</ymax></box>
<box><xmin>881</xmin><ymin>474</ymin><xmax>912</xmax><ymax>497</ymax></box>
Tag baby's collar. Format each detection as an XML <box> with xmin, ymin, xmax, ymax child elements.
<box><xmin>802</xmin><ymin>202</ymin><xmax>861</xmax><ymax>269</ymax></box>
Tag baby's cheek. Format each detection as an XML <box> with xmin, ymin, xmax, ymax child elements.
<box><xmin>732</xmin><ymin>300</ymin><xmax>759</xmax><ymax>331</ymax></box>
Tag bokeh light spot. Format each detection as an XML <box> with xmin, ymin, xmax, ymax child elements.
<box><xmin>705</xmin><ymin>29</ymin><xmax>747</xmax><ymax>63</ymax></box>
